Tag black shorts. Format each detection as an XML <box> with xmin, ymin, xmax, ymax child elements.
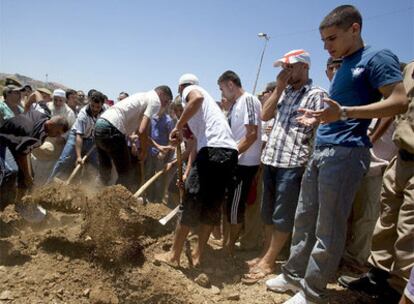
<box><xmin>179</xmin><ymin>147</ymin><xmax>238</xmax><ymax>227</ymax></box>
<box><xmin>226</xmin><ymin>165</ymin><xmax>259</xmax><ymax>224</ymax></box>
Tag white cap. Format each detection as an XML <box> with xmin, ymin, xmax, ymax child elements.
<box><xmin>273</xmin><ymin>49</ymin><xmax>311</xmax><ymax>68</ymax></box>
<box><xmin>52</xmin><ymin>89</ymin><xmax>66</xmax><ymax>98</ymax></box>
<box><xmin>178</xmin><ymin>73</ymin><xmax>199</xmax><ymax>86</ymax></box>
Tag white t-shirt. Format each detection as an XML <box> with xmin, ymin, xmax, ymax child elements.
<box><xmin>229</xmin><ymin>92</ymin><xmax>262</xmax><ymax>166</ymax></box>
<box><xmin>182</xmin><ymin>85</ymin><xmax>237</xmax><ymax>152</ymax></box>
<box><xmin>100</xmin><ymin>90</ymin><xmax>160</xmax><ymax>135</ymax></box>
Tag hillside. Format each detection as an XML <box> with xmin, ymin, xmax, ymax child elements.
<box><xmin>0</xmin><ymin>72</ymin><xmax>69</xmax><ymax>95</ymax></box>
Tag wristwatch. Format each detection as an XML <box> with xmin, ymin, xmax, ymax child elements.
<box><xmin>339</xmin><ymin>106</ymin><xmax>348</xmax><ymax>121</ymax></box>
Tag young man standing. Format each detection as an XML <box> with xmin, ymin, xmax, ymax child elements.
<box><xmin>217</xmin><ymin>70</ymin><xmax>262</xmax><ymax>256</ymax></box>
<box><xmin>266</xmin><ymin>5</ymin><xmax>408</xmax><ymax>304</ymax></box>
<box><xmin>155</xmin><ymin>73</ymin><xmax>238</xmax><ymax>267</ymax></box>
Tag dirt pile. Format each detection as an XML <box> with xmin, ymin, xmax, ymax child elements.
<box><xmin>81</xmin><ymin>185</ymin><xmax>146</xmax><ymax>264</ymax></box>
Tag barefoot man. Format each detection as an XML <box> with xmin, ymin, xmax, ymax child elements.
<box><xmin>155</xmin><ymin>73</ymin><xmax>238</xmax><ymax>267</ymax></box>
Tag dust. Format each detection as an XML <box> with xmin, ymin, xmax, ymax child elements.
<box><xmin>24</xmin><ymin>182</ymin><xmax>88</xmax><ymax>213</ymax></box>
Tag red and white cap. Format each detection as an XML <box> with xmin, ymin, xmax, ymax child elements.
<box><xmin>273</xmin><ymin>49</ymin><xmax>311</xmax><ymax>68</ymax></box>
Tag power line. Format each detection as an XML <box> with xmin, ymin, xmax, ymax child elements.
<box><xmin>269</xmin><ymin>6</ymin><xmax>413</xmax><ymax>39</ymax></box>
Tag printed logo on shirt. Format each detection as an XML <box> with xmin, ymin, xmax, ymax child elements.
<box><xmin>351</xmin><ymin>67</ymin><xmax>365</xmax><ymax>78</ymax></box>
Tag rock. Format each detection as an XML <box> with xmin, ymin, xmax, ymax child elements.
<box><xmin>210</xmin><ymin>285</ymin><xmax>220</xmax><ymax>295</ymax></box>
<box><xmin>0</xmin><ymin>290</ymin><xmax>13</xmax><ymax>300</ymax></box>
<box><xmin>227</xmin><ymin>292</ymin><xmax>240</xmax><ymax>301</ymax></box>
<box><xmin>57</xmin><ymin>288</ymin><xmax>64</xmax><ymax>295</ymax></box>
<box><xmin>152</xmin><ymin>259</ymin><xmax>161</xmax><ymax>266</ymax></box>
<box><xmin>90</xmin><ymin>285</ymin><xmax>119</xmax><ymax>304</ymax></box>
<box><xmin>44</xmin><ymin>290</ymin><xmax>50</xmax><ymax>296</ymax></box>
<box><xmin>64</xmin><ymin>256</ymin><xmax>71</xmax><ymax>262</ymax></box>
<box><xmin>83</xmin><ymin>288</ymin><xmax>91</xmax><ymax>297</ymax></box>
<box><xmin>0</xmin><ymin>266</ymin><xmax>7</xmax><ymax>272</ymax></box>
<box><xmin>56</xmin><ymin>254</ymin><xmax>63</xmax><ymax>261</ymax></box>
<box><xmin>194</xmin><ymin>273</ymin><xmax>210</xmax><ymax>288</ymax></box>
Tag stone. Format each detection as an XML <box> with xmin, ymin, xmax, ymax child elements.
<box><xmin>194</xmin><ymin>273</ymin><xmax>210</xmax><ymax>288</ymax></box>
<box><xmin>210</xmin><ymin>285</ymin><xmax>220</xmax><ymax>295</ymax></box>
<box><xmin>64</xmin><ymin>256</ymin><xmax>71</xmax><ymax>262</ymax></box>
<box><xmin>89</xmin><ymin>285</ymin><xmax>119</xmax><ymax>304</ymax></box>
<box><xmin>227</xmin><ymin>292</ymin><xmax>240</xmax><ymax>301</ymax></box>
<box><xmin>56</xmin><ymin>254</ymin><xmax>63</xmax><ymax>261</ymax></box>
<box><xmin>0</xmin><ymin>290</ymin><xmax>13</xmax><ymax>300</ymax></box>
<box><xmin>83</xmin><ymin>288</ymin><xmax>91</xmax><ymax>297</ymax></box>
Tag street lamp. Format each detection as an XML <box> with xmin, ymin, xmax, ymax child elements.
<box><xmin>252</xmin><ymin>32</ymin><xmax>270</xmax><ymax>95</ymax></box>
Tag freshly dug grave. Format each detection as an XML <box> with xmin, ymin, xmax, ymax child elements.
<box><xmin>0</xmin><ymin>183</ymin><xmax>377</xmax><ymax>304</ymax></box>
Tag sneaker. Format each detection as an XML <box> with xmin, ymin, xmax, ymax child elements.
<box><xmin>283</xmin><ymin>291</ymin><xmax>317</xmax><ymax>304</ymax></box>
<box><xmin>266</xmin><ymin>274</ymin><xmax>300</xmax><ymax>293</ymax></box>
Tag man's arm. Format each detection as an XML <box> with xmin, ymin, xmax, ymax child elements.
<box><xmin>24</xmin><ymin>91</ymin><xmax>43</xmax><ymax>113</ymax></box>
<box><xmin>238</xmin><ymin>125</ymin><xmax>258</xmax><ymax>154</ymax></box>
<box><xmin>136</xmin><ymin>115</ymin><xmax>151</xmax><ymax>161</ymax></box>
<box><xmin>15</xmin><ymin>153</ymin><xmax>33</xmax><ymax>188</ymax></box>
<box><xmin>261</xmin><ymin>67</ymin><xmax>292</xmax><ymax>121</ymax></box>
<box><xmin>309</xmin><ymin>82</ymin><xmax>408</xmax><ymax>123</ymax></box>
<box><xmin>75</xmin><ymin>134</ymin><xmax>84</xmax><ymax>165</ymax></box>
<box><xmin>176</xmin><ymin>90</ymin><xmax>203</xmax><ymax>130</ymax></box>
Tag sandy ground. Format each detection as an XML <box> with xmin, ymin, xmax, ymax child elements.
<box><xmin>0</xmin><ymin>184</ymin><xmax>376</xmax><ymax>304</ymax></box>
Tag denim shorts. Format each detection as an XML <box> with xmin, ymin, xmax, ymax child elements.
<box><xmin>261</xmin><ymin>165</ymin><xmax>305</xmax><ymax>232</ymax></box>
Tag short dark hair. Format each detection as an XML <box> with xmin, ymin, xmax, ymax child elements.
<box><xmin>218</xmin><ymin>70</ymin><xmax>242</xmax><ymax>88</ymax></box>
<box><xmin>320</xmin><ymin>5</ymin><xmax>362</xmax><ymax>31</ymax></box>
<box><xmin>90</xmin><ymin>91</ymin><xmax>106</xmax><ymax>104</ymax></box>
<box><xmin>49</xmin><ymin>115</ymin><xmax>70</xmax><ymax>133</ymax></box>
<box><xmin>87</xmin><ymin>89</ymin><xmax>97</xmax><ymax>98</ymax></box>
<box><xmin>66</xmin><ymin>89</ymin><xmax>77</xmax><ymax>99</ymax></box>
<box><xmin>155</xmin><ymin>85</ymin><xmax>173</xmax><ymax>100</ymax></box>
<box><xmin>119</xmin><ymin>91</ymin><xmax>129</xmax><ymax>97</ymax></box>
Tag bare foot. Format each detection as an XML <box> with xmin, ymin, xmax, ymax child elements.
<box><xmin>246</xmin><ymin>257</ymin><xmax>261</xmax><ymax>269</ymax></box>
<box><xmin>154</xmin><ymin>252</ymin><xmax>180</xmax><ymax>268</ymax></box>
<box><xmin>192</xmin><ymin>250</ymin><xmax>201</xmax><ymax>268</ymax></box>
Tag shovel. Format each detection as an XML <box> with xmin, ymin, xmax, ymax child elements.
<box><xmin>64</xmin><ymin>147</ymin><xmax>95</xmax><ymax>185</ymax></box>
<box><xmin>159</xmin><ymin>144</ymin><xmax>183</xmax><ymax>225</ymax></box>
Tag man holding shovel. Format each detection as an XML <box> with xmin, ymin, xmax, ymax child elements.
<box><xmin>48</xmin><ymin>91</ymin><xmax>106</xmax><ymax>183</ymax></box>
<box><xmin>94</xmin><ymin>85</ymin><xmax>173</xmax><ymax>191</ymax></box>
<box><xmin>154</xmin><ymin>73</ymin><xmax>238</xmax><ymax>267</ymax></box>
<box><xmin>0</xmin><ymin>110</ymin><xmax>69</xmax><ymax>220</ymax></box>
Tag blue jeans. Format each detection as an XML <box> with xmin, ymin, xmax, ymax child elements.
<box><xmin>48</xmin><ymin>131</ymin><xmax>98</xmax><ymax>181</ymax></box>
<box><xmin>282</xmin><ymin>146</ymin><xmax>370</xmax><ymax>303</ymax></box>
<box><xmin>94</xmin><ymin>119</ymin><xmax>133</xmax><ymax>191</ymax></box>
<box><xmin>0</xmin><ymin>143</ymin><xmax>18</xmax><ymax>210</ymax></box>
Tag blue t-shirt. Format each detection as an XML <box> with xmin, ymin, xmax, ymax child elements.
<box><xmin>316</xmin><ymin>46</ymin><xmax>403</xmax><ymax>147</ymax></box>
<box><xmin>149</xmin><ymin>113</ymin><xmax>174</xmax><ymax>156</ymax></box>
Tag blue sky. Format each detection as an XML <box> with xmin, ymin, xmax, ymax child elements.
<box><xmin>1</xmin><ymin>0</ymin><xmax>413</xmax><ymax>101</ymax></box>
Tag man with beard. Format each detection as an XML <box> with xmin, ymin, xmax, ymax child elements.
<box><xmin>244</xmin><ymin>50</ymin><xmax>327</xmax><ymax>283</ymax></box>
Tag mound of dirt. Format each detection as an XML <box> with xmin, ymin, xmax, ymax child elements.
<box><xmin>24</xmin><ymin>182</ymin><xmax>89</xmax><ymax>213</ymax></box>
<box><xmin>82</xmin><ymin>185</ymin><xmax>146</xmax><ymax>264</ymax></box>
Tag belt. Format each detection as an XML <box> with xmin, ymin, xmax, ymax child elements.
<box><xmin>399</xmin><ymin>149</ymin><xmax>414</xmax><ymax>162</ymax></box>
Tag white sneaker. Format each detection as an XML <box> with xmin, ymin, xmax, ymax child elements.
<box><xmin>266</xmin><ymin>274</ymin><xmax>300</xmax><ymax>293</ymax></box>
<box><xmin>283</xmin><ymin>292</ymin><xmax>316</xmax><ymax>304</ymax></box>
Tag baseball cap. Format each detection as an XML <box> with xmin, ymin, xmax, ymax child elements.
<box><xmin>273</xmin><ymin>49</ymin><xmax>311</xmax><ymax>68</ymax></box>
<box><xmin>178</xmin><ymin>73</ymin><xmax>199</xmax><ymax>86</ymax></box>
<box><xmin>52</xmin><ymin>89</ymin><xmax>66</xmax><ymax>98</ymax></box>
<box><xmin>37</xmin><ymin>88</ymin><xmax>52</xmax><ymax>96</ymax></box>
<box><xmin>5</xmin><ymin>76</ymin><xmax>22</xmax><ymax>87</ymax></box>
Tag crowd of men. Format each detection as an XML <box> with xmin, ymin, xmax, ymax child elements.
<box><xmin>0</xmin><ymin>4</ymin><xmax>413</xmax><ymax>304</ymax></box>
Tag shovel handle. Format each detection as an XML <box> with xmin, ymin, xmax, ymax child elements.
<box><xmin>65</xmin><ymin>147</ymin><xmax>95</xmax><ymax>185</ymax></box>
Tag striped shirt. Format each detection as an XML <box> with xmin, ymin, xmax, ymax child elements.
<box><xmin>261</xmin><ymin>80</ymin><xmax>326</xmax><ymax>168</ymax></box>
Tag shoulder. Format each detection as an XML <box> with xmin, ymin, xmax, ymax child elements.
<box><xmin>366</xmin><ymin>48</ymin><xmax>400</xmax><ymax>67</ymax></box>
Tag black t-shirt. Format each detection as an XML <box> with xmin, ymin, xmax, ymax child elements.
<box><xmin>0</xmin><ymin>110</ymin><xmax>49</xmax><ymax>155</ymax></box>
